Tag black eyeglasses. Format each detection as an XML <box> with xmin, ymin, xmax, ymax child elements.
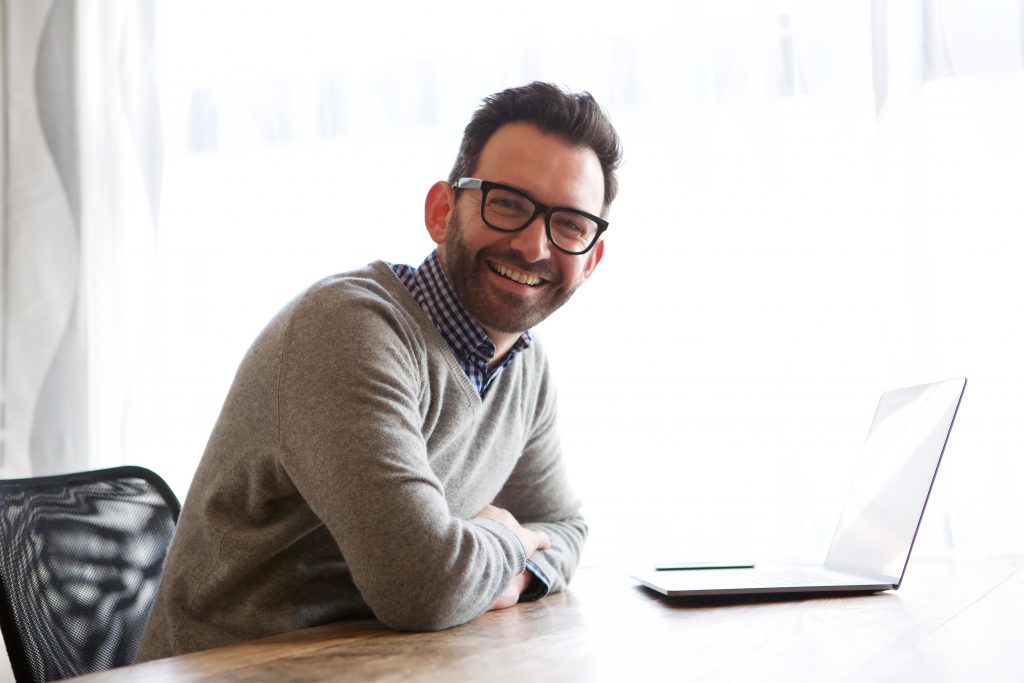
<box><xmin>454</xmin><ymin>178</ymin><xmax>608</xmax><ymax>255</ymax></box>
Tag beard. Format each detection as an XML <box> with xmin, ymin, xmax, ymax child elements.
<box><xmin>441</xmin><ymin>207</ymin><xmax>585</xmax><ymax>335</ymax></box>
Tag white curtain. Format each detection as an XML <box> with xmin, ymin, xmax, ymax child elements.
<box><xmin>3</xmin><ymin>0</ymin><xmax>1023</xmax><ymax>582</ymax></box>
<box><xmin>2</xmin><ymin>0</ymin><xmax>87</xmax><ymax>478</ymax></box>
<box><xmin>0</xmin><ymin>0</ymin><xmax>160</xmax><ymax>478</ymax></box>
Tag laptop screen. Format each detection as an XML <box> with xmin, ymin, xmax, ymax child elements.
<box><xmin>824</xmin><ymin>377</ymin><xmax>966</xmax><ymax>583</ymax></box>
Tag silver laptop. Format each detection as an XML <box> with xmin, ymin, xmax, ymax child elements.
<box><xmin>632</xmin><ymin>377</ymin><xmax>967</xmax><ymax>597</ymax></box>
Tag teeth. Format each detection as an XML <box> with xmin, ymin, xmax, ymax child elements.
<box><xmin>494</xmin><ymin>263</ymin><xmax>541</xmax><ymax>286</ymax></box>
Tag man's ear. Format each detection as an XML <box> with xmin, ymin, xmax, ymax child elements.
<box><xmin>580</xmin><ymin>238</ymin><xmax>604</xmax><ymax>282</ymax></box>
<box><xmin>424</xmin><ymin>181</ymin><xmax>455</xmax><ymax>245</ymax></box>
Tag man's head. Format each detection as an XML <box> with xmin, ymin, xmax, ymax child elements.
<box><xmin>425</xmin><ymin>83</ymin><xmax>622</xmax><ymax>345</ymax></box>
<box><xmin>448</xmin><ymin>82</ymin><xmax>622</xmax><ymax>214</ymax></box>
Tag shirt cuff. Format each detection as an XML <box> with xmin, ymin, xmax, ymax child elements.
<box><xmin>519</xmin><ymin>559</ymin><xmax>552</xmax><ymax>602</ymax></box>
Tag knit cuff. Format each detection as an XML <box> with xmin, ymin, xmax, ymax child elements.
<box><xmin>471</xmin><ymin>517</ymin><xmax>527</xmax><ymax>575</ymax></box>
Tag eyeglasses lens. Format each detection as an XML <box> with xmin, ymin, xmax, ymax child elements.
<box><xmin>482</xmin><ymin>187</ymin><xmax>598</xmax><ymax>254</ymax></box>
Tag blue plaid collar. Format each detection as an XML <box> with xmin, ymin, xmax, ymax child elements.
<box><xmin>392</xmin><ymin>251</ymin><xmax>532</xmax><ymax>396</ymax></box>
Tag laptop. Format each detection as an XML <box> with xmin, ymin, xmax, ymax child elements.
<box><xmin>631</xmin><ymin>376</ymin><xmax>967</xmax><ymax>597</ymax></box>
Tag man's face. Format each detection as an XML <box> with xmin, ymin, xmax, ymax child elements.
<box><xmin>437</xmin><ymin>123</ymin><xmax>606</xmax><ymax>337</ymax></box>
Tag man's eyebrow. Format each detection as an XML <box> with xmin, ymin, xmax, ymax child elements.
<box><xmin>497</xmin><ymin>181</ymin><xmax>572</xmax><ymax>209</ymax></box>
<box><xmin>489</xmin><ymin>179</ymin><xmax>534</xmax><ymax>197</ymax></box>
<box><xmin>490</xmin><ymin>179</ymin><xmax>595</xmax><ymax>214</ymax></box>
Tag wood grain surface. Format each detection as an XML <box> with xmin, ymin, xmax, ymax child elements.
<box><xmin>69</xmin><ymin>557</ymin><xmax>1024</xmax><ymax>682</ymax></box>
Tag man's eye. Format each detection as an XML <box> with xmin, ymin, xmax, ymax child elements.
<box><xmin>553</xmin><ymin>217</ymin><xmax>584</xmax><ymax>234</ymax></box>
<box><xmin>487</xmin><ymin>194</ymin><xmax>530</xmax><ymax>214</ymax></box>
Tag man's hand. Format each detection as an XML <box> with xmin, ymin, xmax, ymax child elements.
<box><xmin>474</xmin><ymin>505</ymin><xmax>550</xmax><ymax>611</ymax></box>
<box><xmin>474</xmin><ymin>504</ymin><xmax>551</xmax><ymax>557</ymax></box>
<box><xmin>487</xmin><ymin>571</ymin><xmax>532</xmax><ymax>611</ymax></box>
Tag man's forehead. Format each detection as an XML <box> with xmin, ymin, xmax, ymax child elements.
<box><xmin>472</xmin><ymin>123</ymin><xmax>605</xmax><ymax>211</ymax></box>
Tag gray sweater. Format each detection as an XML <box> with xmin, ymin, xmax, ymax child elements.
<box><xmin>137</xmin><ymin>262</ymin><xmax>586</xmax><ymax>659</ymax></box>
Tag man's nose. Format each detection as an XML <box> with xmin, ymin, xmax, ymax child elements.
<box><xmin>508</xmin><ymin>214</ymin><xmax>551</xmax><ymax>262</ymax></box>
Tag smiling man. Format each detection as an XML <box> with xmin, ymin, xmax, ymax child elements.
<box><xmin>137</xmin><ymin>82</ymin><xmax>622</xmax><ymax>660</ymax></box>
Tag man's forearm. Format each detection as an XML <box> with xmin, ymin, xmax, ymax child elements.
<box><xmin>521</xmin><ymin>516</ymin><xmax>588</xmax><ymax>595</ymax></box>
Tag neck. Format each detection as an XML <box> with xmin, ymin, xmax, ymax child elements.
<box><xmin>484</xmin><ymin>329</ymin><xmax>521</xmax><ymax>371</ymax></box>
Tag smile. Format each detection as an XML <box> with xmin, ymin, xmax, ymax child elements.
<box><xmin>489</xmin><ymin>262</ymin><xmax>544</xmax><ymax>287</ymax></box>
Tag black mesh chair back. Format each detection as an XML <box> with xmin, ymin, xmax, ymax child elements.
<box><xmin>0</xmin><ymin>466</ymin><xmax>180</xmax><ymax>682</ymax></box>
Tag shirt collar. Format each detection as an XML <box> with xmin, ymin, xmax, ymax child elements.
<box><xmin>396</xmin><ymin>251</ymin><xmax>532</xmax><ymax>389</ymax></box>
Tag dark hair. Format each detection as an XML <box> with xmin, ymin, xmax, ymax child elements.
<box><xmin>448</xmin><ymin>82</ymin><xmax>622</xmax><ymax>212</ymax></box>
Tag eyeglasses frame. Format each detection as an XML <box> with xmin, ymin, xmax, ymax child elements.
<box><xmin>453</xmin><ymin>177</ymin><xmax>608</xmax><ymax>255</ymax></box>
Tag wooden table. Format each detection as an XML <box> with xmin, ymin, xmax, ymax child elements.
<box><xmin>72</xmin><ymin>557</ymin><xmax>1024</xmax><ymax>682</ymax></box>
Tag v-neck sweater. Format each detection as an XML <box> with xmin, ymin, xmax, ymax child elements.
<box><xmin>137</xmin><ymin>261</ymin><xmax>586</xmax><ymax>659</ymax></box>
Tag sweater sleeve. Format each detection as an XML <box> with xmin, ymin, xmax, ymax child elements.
<box><xmin>276</xmin><ymin>282</ymin><xmax>525</xmax><ymax>631</ymax></box>
<box><xmin>491</xmin><ymin>351</ymin><xmax>587</xmax><ymax>596</ymax></box>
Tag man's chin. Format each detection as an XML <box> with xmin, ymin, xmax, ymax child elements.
<box><xmin>474</xmin><ymin>312</ymin><xmax>536</xmax><ymax>337</ymax></box>
<box><xmin>473</xmin><ymin>299</ymin><xmax>565</xmax><ymax>336</ymax></box>
<box><xmin>484</xmin><ymin>278</ymin><xmax>583</xmax><ymax>333</ymax></box>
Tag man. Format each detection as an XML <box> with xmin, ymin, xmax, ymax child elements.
<box><xmin>137</xmin><ymin>81</ymin><xmax>622</xmax><ymax>659</ymax></box>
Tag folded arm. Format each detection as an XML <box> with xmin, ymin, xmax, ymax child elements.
<box><xmin>490</xmin><ymin>355</ymin><xmax>588</xmax><ymax>601</ymax></box>
<box><xmin>277</xmin><ymin>287</ymin><xmax>533</xmax><ymax>631</ymax></box>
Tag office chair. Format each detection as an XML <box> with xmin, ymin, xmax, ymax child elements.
<box><xmin>0</xmin><ymin>466</ymin><xmax>180</xmax><ymax>682</ymax></box>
